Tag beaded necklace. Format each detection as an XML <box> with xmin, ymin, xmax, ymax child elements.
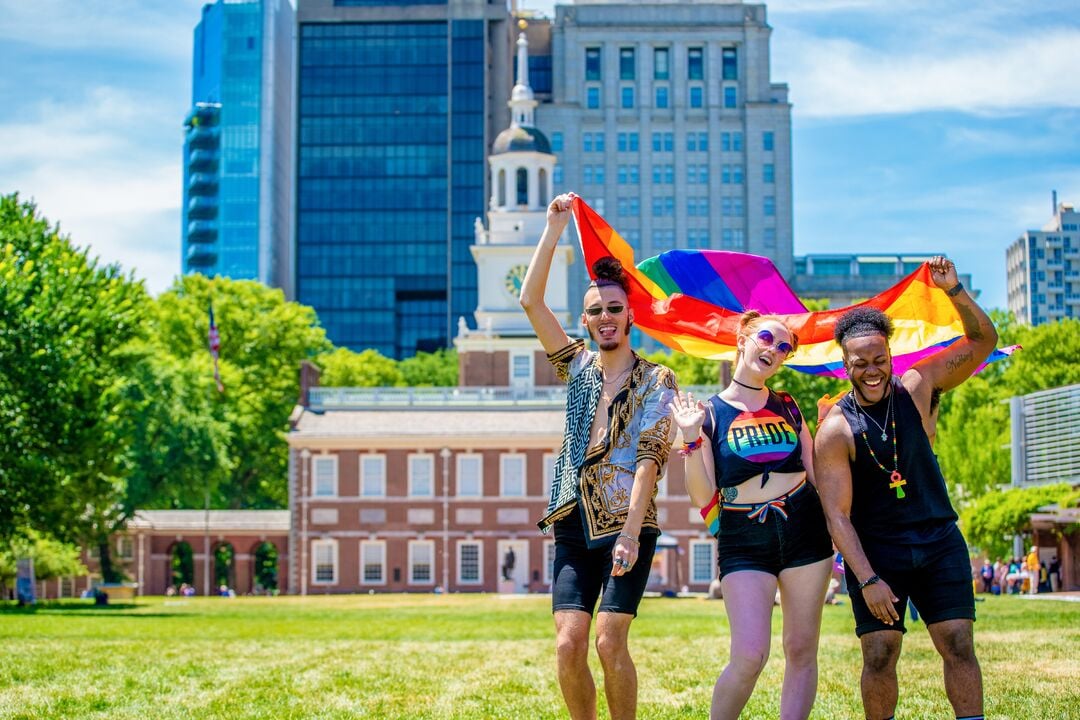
<box><xmin>851</xmin><ymin>389</ymin><xmax>907</xmax><ymax>499</ymax></box>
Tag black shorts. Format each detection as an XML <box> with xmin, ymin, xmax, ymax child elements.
<box><xmin>847</xmin><ymin>523</ymin><xmax>976</xmax><ymax>637</ymax></box>
<box><xmin>717</xmin><ymin>481</ymin><xmax>833</xmax><ymax>577</ymax></box>
<box><xmin>551</xmin><ymin>510</ymin><xmax>657</xmax><ymax>617</ymax></box>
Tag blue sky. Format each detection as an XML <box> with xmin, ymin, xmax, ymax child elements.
<box><xmin>2</xmin><ymin>1</ymin><xmax>1078</xmax><ymax>309</ymax></box>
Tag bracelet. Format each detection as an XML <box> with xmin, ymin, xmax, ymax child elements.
<box><xmin>857</xmin><ymin>574</ymin><xmax>881</xmax><ymax>591</ymax></box>
<box><xmin>617</xmin><ymin>533</ymin><xmax>639</xmax><ymax>546</ymax></box>
<box><xmin>678</xmin><ymin>436</ymin><xmax>703</xmax><ymax>457</ymax></box>
<box><xmin>945</xmin><ymin>282</ymin><xmax>964</xmax><ymax>297</ymax></box>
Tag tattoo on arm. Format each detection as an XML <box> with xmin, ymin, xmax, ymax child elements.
<box><xmin>956</xmin><ymin>302</ymin><xmax>986</xmax><ymax>342</ymax></box>
<box><xmin>944</xmin><ymin>350</ymin><xmax>974</xmax><ymax>374</ymax></box>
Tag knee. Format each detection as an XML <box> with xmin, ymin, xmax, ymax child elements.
<box><xmin>938</xmin><ymin>631</ymin><xmax>977</xmax><ymax>665</ymax></box>
<box><xmin>594</xmin><ymin>630</ymin><xmax>628</xmax><ymax>666</ymax></box>
<box><xmin>556</xmin><ymin>629</ymin><xmax>589</xmax><ymax>666</ymax></box>
<box><xmin>727</xmin><ymin>643</ymin><xmax>770</xmax><ymax>680</ymax></box>
<box><xmin>783</xmin><ymin>634</ymin><xmax>819</xmax><ymax>670</ymax></box>
<box><xmin>862</xmin><ymin>639</ymin><xmax>900</xmax><ymax>675</ymax></box>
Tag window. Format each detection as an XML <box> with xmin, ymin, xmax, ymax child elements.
<box><xmin>734</xmin><ymin>197</ymin><xmax>744</xmax><ymax>217</ymax></box>
<box><xmin>313</xmin><ymin>455</ymin><xmax>337</xmax><ymax>497</ymax></box>
<box><xmin>583</xmin><ymin>165</ymin><xmax>594</xmax><ymax>185</ymax></box>
<box><xmin>688</xmin><ymin>197</ymin><xmax>709</xmax><ymax>216</ymax></box>
<box><xmin>722</xmin><ymin>47</ymin><xmax>737</xmax><ymax>80</ymax></box>
<box><xmin>500</xmin><ymin>454</ymin><xmax>526</xmax><ymax>497</ymax></box>
<box><xmin>733</xmin><ymin>165</ymin><xmax>743</xmax><ymax>185</ymax></box>
<box><xmin>544</xmin><ymin>540</ymin><xmax>556</xmax><ymax>585</ymax></box>
<box><xmin>543</xmin><ymin>453</ymin><xmax>557</xmax><ymax>499</ymax></box>
<box><xmin>763</xmin><ymin>131</ymin><xmax>775</xmax><ymax>151</ymax></box>
<box><xmin>651</xmin><ymin>132</ymin><xmax>673</xmax><ymax>152</ymax></box>
<box><xmin>586</xmin><ymin>86</ymin><xmax>600</xmax><ymax>109</ymax></box>
<box><xmin>689</xmin><ymin>85</ymin><xmax>703</xmax><ymax>108</ymax></box>
<box><xmin>409</xmin><ymin>454</ymin><xmax>434</xmax><ymax>497</ymax></box>
<box><xmin>721</xmin><ymin>132</ymin><xmax>731</xmax><ymax>152</ymax></box>
<box><xmin>688</xmin><ymin>229</ymin><xmax>710</xmax><ymax>248</ymax></box>
<box><xmin>763</xmin><ymin>227</ymin><xmax>776</xmax><ymax>248</ymax></box>
<box><xmin>652</xmin><ymin>196</ymin><xmax>674</xmax><ymax>216</ymax></box>
<box><xmin>764</xmin><ymin>196</ymin><xmax>776</xmax><ymax>217</ymax></box>
<box><xmin>617</xmin><ymin>197</ymin><xmax>640</xmax><ymax>217</ymax></box>
<box><xmin>763</xmin><ymin>163</ymin><xmax>775</xmax><ymax>184</ymax></box>
<box><xmin>458</xmin><ymin>541</ymin><xmax>482</xmax><ymax>584</ymax></box>
<box><xmin>621</xmin><ymin>86</ymin><xmax>635</xmax><ymax>108</ymax></box>
<box><xmin>652</xmin><ymin>229</ymin><xmax>675</xmax><ymax>253</ymax></box>
<box><xmin>690</xmin><ymin>540</ymin><xmax>716</xmax><ymax>583</ymax></box>
<box><xmin>361</xmin><ymin>455</ymin><xmax>385</xmax><ymax>497</ymax></box>
<box><xmin>551</xmin><ymin>132</ymin><xmax>563</xmax><ymax>152</ymax></box>
<box><xmin>585</xmin><ymin>47</ymin><xmax>601</xmax><ymax>81</ymax></box>
<box><xmin>733</xmin><ymin>132</ymin><xmax>743</xmax><ymax>151</ymax></box>
<box><xmin>619</xmin><ymin>47</ymin><xmax>635</xmax><ymax>80</ymax></box>
<box><xmin>511</xmin><ymin>352</ymin><xmax>532</xmax><ymax>384</ymax></box>
<box><xmin>652</xmin><ymin>164</ymin><xmax>673</xmax><ymax>184</ymax></box>
<box><xmin>457</xmin><ymin>454</ymin><xmax>482</xmax><ymax>497</ymax></box>
<box><xmin>583</xmin><ymin>133</ymin><xmax>593</xmax><ymax>153</ymax></box>
<box><xmin>617</xmin><ymin>165</ymin><xmax>639</xmax><ymax>184</ymax></box>
<box><xmin>687</xmin><ymin>132</ymin><xmax>708</xmax><ymax>152</ymax></box>
<box><xmin>617</xmin><ymin>132</ymin><xmax>639</xmax><ymax>152</ymax></box>
<box><xmin>553</xmin><ymin>165</ymin><xmax>563</xmax><ymax>185</ymax></box>
<box><xmin>653</xmin><ymin>47</ymin><xmax>669</xmax><ymax>80</ymax></box>
<box><xmin>655</xmin><ymin>85</ymin><xmax>669</xmax><ymax>109</ymax></box>
<box><xmin>360</xmin><ymin>540</ymin><xmax>385</xmax><ymax>585</ymax></box>
<box><xmin>688</xmin><ymin>47</ymin><xmax>703</xmax><ymax>80</ymax></box>
<box><xmin>409</xmin><ymin>540</ymin><xmax>435</xmax><ymax>584</ymax></box>
<box><xmin>312</xmin><ymin>539</ymin><xmax>338</xmax><ymax>585</ymax></box>
<box><xmin>724</xmin><ymin>86</ymin><xmax>737</xmax><ymax>108</ymax></box>
<box><xmin>722</xmin><ymin>197</ymin><xmax>732</xmax><ymax>216</ymax></box>
<box><xmin>594</xmin><ymin>132</ymin><xmax>605</xmax><ymax>152</ymax></box>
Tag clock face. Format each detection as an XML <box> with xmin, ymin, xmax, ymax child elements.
<box><xmin>505</xmin><ymin>264</ymin><xmax>528</xmax><ymax>298</ymax></box>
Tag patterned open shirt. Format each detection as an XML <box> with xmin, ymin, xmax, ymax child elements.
<box><xmin>538</xmin><ymin>339</ymin><xmax>678</xmax><ymax>548</ymax></box>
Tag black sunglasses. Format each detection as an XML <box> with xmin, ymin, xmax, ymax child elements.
<box><xmin>584</xmin><ymin>304</ymin><xmax>625</xmax><ymax>317</ymax></box>
<box><xmin>753</xmin><ymin>328</ymin><xmax>794</xmax><ymax>356</ymax></box>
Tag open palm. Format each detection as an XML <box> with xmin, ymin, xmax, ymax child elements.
<box><xmin>670</xmin><ymin>390</ymin><xmax>707</xmax><ymax>438</ymax></box>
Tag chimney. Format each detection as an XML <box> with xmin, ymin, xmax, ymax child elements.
<box><xmin>1052</xmin><ymin>190</ymin><xmax>1058</xmax><ymax>215</ymax></box>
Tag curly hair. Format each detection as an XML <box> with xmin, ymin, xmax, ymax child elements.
<box><xmin>738</xmin><ymin>310</ymin><xmax>800</xmax><ymax>353</ymax></box>
<box><xmin>590</xmin><ymin>256</ymin><xmax>630</xmax><ymax>295</ymax></box>
<box><xmin>833</xmin><ymin>307</ymin><xmax>893</xmax><ymax>346</ymax></box>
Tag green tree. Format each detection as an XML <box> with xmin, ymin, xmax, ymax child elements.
<box><xmin>317</xmin><ymin>347</ymin><xmax>404</xmax><ymax>387</ymax></box>
<box><xmin>148</xmin><ymin>275</ymin><xmax>331</xmax><ymax>509</ymax></box>
<box><xmin>0</xmin><ymin>530</ymin><xmax>87</xmax><ymax>599</ymax></box>
<box><xmin>960</xmin><ymin>483</ymin><xmax>1079</xmax><ymax>559</ymax></box>
<box><xmin>399</xmin><ymin>348</ymin><xmax>458</xmax><ymax>386</ymax></box>
<box><xmin>0</xmin><ymin>194</ymin><xmax>147</xmax><ymax>548</ymax></box>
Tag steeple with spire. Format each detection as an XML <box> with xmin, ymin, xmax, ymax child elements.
<box><xmin>455</xmin><ymin>24</ymin><xmax>574</xmax><ymax>388</ymax></box>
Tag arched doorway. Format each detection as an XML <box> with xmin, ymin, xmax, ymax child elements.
<box><xmin>169</xmin><ymin>541</ymin><xmax>194</xmax><ymax>593</ymax></box>
<box><xmin>213</xmin><ymin>542</ymin><xmax>235</xmax><ymax>594</ymax></box>
<box><xmin>252</xmin><ymin>541</ymin><xmax>279</xmax><ymax>595</ymax></box>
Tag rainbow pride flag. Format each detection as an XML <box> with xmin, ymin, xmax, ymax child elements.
<box><xmin>572</xmin><ymin>197</ymin><xmax>1017</xmax><ymax>377</ymax></box>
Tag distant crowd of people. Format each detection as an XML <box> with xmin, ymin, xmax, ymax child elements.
<box><xmin>978</xmin><ymin>550</ymin><xmax>1061</xmax><ymax>595</ymax></box>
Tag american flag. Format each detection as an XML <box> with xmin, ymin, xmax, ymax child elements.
<box><xmin>208</xmin><ymin>305</ymin><xmax>224</xmax><ymax>393</ymax></box>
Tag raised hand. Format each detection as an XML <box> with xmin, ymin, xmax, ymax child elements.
<box><xmin>545</xmin><ymin>192</ymin><xmax>576</xmax><ymax>237</ymax></box>
<box><xmin>669</xmin><ymin>390</ymin><xmax>707</xmax><ymax>440</ymax></box>
<box><xmin>928</xmin><ymin>255</ymin><xmax>959</xmax><ymax>291</ymax></box>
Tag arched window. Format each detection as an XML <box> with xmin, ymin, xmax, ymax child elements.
<box><xmin>516</xmin><ymin>168</ymin><xmax>528</xmax><ymax>206</ymax></box>
<box><xmin>498</xmin><ymin>169</ymin><xmax>506</xmax><ymax>207</ymax></box>
<box><xmin>538</xmin><ymin>168</ymin><xmax>548</xmax><ymax>203</ymax></box>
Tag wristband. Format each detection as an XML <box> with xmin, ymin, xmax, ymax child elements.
<box><xmin>617</xmin><ymin>533</ymin><xmax>639</xmax><ymax>546</ymax></box>
<box><xmin>857</xmin><ymin>574</ymin><xmax>881</xmax><ymax>591</ymax></box>
<box><xmin>945</xmin><ymin>282</ymin><xmax>964</xmax><ymax>297</ymax></box>
<box><xmin>678</xmin><ymin>436</ymin><xmax>703</xmax><ymax>457</ymax></box>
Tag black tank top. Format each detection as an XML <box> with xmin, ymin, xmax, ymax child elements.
<box><xmin>703</xmin><ymin>390</ymin><xmax>804</xmax><ymax>489</ymax></box>
<box><xmin>837</xmin><ymin>378</ymin><xmax>957</xmax><ymax>545</ymax></box>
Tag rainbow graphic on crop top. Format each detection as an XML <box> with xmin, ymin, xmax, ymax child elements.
<box><xmin>726</xmin><ymin>409</ymin><xmax>798</xmax><ymax>464</ymax></box>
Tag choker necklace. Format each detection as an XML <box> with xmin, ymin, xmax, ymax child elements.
<box><xmin>731</xmin><ymin>378</ymin><xmax>764</xmax><ymax>391</ymax></box>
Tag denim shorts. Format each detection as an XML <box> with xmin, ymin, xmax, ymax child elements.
<box><xmin>717</xmin><ymin>481</ymin><xmax>833</xmax><ymax>577</ymax></box>
<box><xmin>847</xmin><ymin>523</ymin><xmax>975</xmax><ymax>637</ymax></box>
<box><xmin>551</xmin><ymin>510</ymin><xmax>657</xmax><ymax>617</ymax></box>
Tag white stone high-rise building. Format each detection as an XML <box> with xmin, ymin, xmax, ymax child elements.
<box><xmin>1006</xmin><ymin>198</ymin><xmax>1080</xmax><ymax>326</ymax></box>
<box><xmin>536</xmin><ymin>0</ymin><xmax>793</xmax><ymax>279</ymax></box>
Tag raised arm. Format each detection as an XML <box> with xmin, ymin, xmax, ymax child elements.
<box><xmin>670</xmin><ymin>390</ymin><xmax>716</xmax><ymax>509</ymax></box>
<box><xmin>519</xmin><ymin>193</ymin><xmax>576</xmax><ymax>355</ymax></box>
<box><xmin>906</xmin><ymin>256</ymin><xmax>998</xmax><ymax>397</ymax></box>
<box><xmin>813</xmin><ymin>413</ymin><xmax>900</xmax><ymax>626</ymax></box>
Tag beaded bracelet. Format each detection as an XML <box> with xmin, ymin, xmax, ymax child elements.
<box><xmin>857</xmin><ymin>574</ymin><xmax>881</xmax><ymax>591</ymax></box>
<box><xmin>678</xmin><ymin>436</ymin><xmax>703</xmax><ymax>457</ymax></box>
<box><xmin>617</xmin><ymin>533</ymin><xmax>639</xmax><ymax>546</ymax></box>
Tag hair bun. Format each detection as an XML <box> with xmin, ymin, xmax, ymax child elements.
<box><xmin>591</xmin><ymin>257</ymin><xmax>630</xmax><ymax>294</ymax></box>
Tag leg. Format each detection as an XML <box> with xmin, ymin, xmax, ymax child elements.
<box><xmin>555</xmin><ymin>610</ymin><xmax>597</xmax><ymax>720</ymax></box>
<box><xmin>711</xmin><ymin>571</ymin><xmax>778</xmax><ymax>720</ymax></box>
<box><xmin>595</xmin><ymin>611</ymin><xmax>636</xmax><ymax>720</ymax></box>
<box><xmin>776</xmin><ymin>558</ymin><xmax>832</xmax><ymax>720</ymax></box>
<box><xmin>859</xmin><ymin>630</ymin><xmax>903</xmax><ymax>720</ymax></box>
<box><xmin>927</xmin><ymin>619</ymin><xmax>983</xmax><ymax>718</ymax></box>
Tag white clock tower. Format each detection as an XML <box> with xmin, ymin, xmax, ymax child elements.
<box><xmin>456</xmin><ymin>25</ymin><xmax>575</xmax><ymax>387</ymax></box>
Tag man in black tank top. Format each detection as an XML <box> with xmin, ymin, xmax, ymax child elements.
<box><xmin>814</xmin><ymin>257</ymin><xmax>998</xmax><ymax>720</ymax></box>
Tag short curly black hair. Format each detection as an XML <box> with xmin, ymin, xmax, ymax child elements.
<box><xmin>834</xmin><ymin>307</ymin><xmax>893</xmax><ymax>346</ymax></box>
<box><xmin>590</xmin><ymin>256</ymin><xmax>630</xmax><ymax>295</ymax></box>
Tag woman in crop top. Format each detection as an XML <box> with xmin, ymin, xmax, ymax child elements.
<box><xmin>670</xmin><ymin>311</ymin><xmax>833</xmax><ymax>720</ymax></box>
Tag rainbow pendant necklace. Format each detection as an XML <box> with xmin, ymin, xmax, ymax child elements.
<box><xmin>852</xmin><ymin>390</ymin><xmax>907</xmax><ymax>500</ymax></box>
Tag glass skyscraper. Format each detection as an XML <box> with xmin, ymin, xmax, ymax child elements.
<box><xmin>182</xmin><ymin>0</ymin><xmax>294</xmax><ymax>291</ymax></box>
<box><xmin>295</xmin><ymin>0</ymin><xmax>511</xmax><ymax>358</ymax></box>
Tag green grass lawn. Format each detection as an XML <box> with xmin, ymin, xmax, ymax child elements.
<box><xmin>1</xmin><ymin>593</ymin><xmax>1077</xmax><ymax>719</ymax></box>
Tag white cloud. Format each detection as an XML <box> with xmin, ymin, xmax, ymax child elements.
<box><xmin>0</xmin><ymin>85</ymin><xmax>183</xmax><ymax>294</ymax></box>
